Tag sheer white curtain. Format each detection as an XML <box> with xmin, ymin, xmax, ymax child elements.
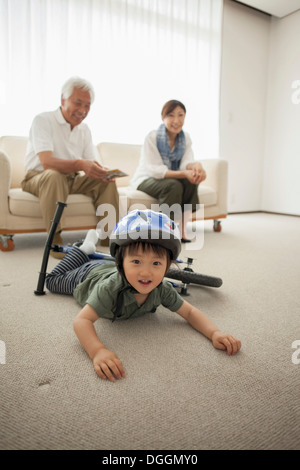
<box><xmin>0</xmin><ymin>0</ymin><xmax>222</xmax><ymax>158</ymax></box>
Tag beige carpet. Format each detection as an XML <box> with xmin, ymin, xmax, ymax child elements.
<box><xmin>0</xmin><ymin>213</ymin><xmax>299</xmax><ymax>450</ymax></box>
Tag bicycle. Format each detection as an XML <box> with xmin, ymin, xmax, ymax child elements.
<box><xmin>34</xmin><ymin>202</ymin><xmax>223</xmax><ymax>296</ymax></box>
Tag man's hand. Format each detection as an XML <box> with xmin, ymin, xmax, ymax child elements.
<box><xmin>93</xmin><ymin>348</ymin><xmax>126</xmax><ymax>381</ymax></box>
<box><xmin>211</xmin><ymin>331</ymin><xmax>241</xmax><ymax>356</ymax></box>
<box><xmin>38</xmin><ymin>151</ymin><xmax>115</xmax><ymax>182</ymax></box>
<box><xmin>80</xmin><ymin>160</ymin><xmax>114</xmax><ymax>182</ymax></box>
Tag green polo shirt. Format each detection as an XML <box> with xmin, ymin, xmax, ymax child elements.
<box><xmin>73</xmin><ymin>262</ymin><xmax>184</xmax><ymax>321</ymax></box>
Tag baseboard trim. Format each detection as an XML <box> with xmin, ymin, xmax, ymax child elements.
<box><xmin>228</xmin><ymin>210</ymin><xmax>300</xmax><ymax>218</ymax></box>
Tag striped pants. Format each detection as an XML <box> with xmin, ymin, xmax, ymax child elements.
<box><xmin>46</xmin><ymin>246</ymin><xmax>110</xmax><ymax>295</ymax></box>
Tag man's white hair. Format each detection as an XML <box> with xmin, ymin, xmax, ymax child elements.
<box><xmin>61</xmin><ymin>76</ymin><xmax>95</xmax><ymax>103</ymax></box>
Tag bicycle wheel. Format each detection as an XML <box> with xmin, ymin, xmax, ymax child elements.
<box><xmin>165</xmin><ymin>267</ymin><xmax>223</xmax><ymax>288</ymax></box>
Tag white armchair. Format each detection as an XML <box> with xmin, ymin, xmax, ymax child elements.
<box><xmin>97</xmin><ymin>142</ymin><xmax>228</xmax><ymax>231</ymax></box>
<box><xmin>0</xmin><ymin>136</ymin><xmax>228</xmax><ymax>251</ymax></box>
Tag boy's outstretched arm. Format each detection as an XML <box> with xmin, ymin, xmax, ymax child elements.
<box><xmin>73</xmin><ymin>304</ymin><xmax>125</xmax><ymax>381</ymax></box>
<box><xmin>176</xmin><ymin>301</ymin><xmax>241</xmax><ymax>355</ymax></box>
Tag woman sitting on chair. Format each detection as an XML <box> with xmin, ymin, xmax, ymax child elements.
<box><xmin>130</xmin><ymin>100</ymin><xmax>206</xmax><ymax>242</ymax></box>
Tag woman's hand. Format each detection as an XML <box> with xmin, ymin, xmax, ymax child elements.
<box><xmin>93</xmin><ymin>347</ymin><xmax>126</xmax><ymax>381</ymax></box>
<box><xmin>211</xmin><ymin>331</ymin><xmax>241</xmax><ymax>356</ymax></box>
<box><xmin>185</xmin><ymin>163</ymin><xmax>206</xmax><ymax>184</ymax></box>
<box><xmin>184</xmin><ymin>168</ymin><xmax>205</xmax><ymax>184</ymax></box>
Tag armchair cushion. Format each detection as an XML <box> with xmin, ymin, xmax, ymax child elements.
<box><xmin>8</xmin><ymin>189</ymin><xmax>95</xmax><ymax>218</ymax></box>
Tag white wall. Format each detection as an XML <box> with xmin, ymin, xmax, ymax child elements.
<box><xmin>221</xmin><ymin>0</ymin><xmax>300</xmax><ymax>215</ymax></box>
<box><xmin>262</xmin><ymin>10</ymin><xmax>300</xmax><ymax>215</ymax></box>
<box><xmin>220</xmin><ymin>0</ymin><xmax>270</xmax><ymax>212</ymax></box>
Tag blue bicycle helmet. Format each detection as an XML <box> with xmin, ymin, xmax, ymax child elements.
<box><xmin>109</xmin><ymin>209</ymin><xmax>181</xmax><ymax>260</ymax></box>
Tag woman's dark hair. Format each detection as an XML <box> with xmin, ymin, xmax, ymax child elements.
<box><xmin>161</xmin><ymin>100</ymin><xmax>186</xmax><ymax>119</ymax></box>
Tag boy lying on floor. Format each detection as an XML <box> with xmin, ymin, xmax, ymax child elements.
<box><xmin>46</xmin><ymin>209</ymin><xmax>241</xmax><ymax>382</ymax></box>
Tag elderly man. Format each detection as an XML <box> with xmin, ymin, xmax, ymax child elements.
<box><xmin>22</xmin><ymin>77</ymin><xmax>119</xmax><ymax>255</ymax></box>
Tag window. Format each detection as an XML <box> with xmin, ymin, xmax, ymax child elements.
<box><xmin>0</xmin><ymin>0</ymin><xmax>222</xmax><ymax>158</ymax></box>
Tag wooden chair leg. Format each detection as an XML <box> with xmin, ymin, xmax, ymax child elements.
<box><xmin>0</xmin><ymin>235</ymin><xmax>15</xmax><ymax>251</ymax></box>
<box><xmin>213</xmin><ymin>220</ymin><xmax>222</xmax><ymax>232</ymax></box>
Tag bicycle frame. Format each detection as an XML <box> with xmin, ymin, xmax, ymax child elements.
<box><xmin>34</xmin><ymin>201</ymin><xmax>67</xmax><ymax>295</ymax></box>
<box><xmin>34</xmin><ymin>202</ymin><xmax>183</xmax><ymax>295</ymax></box>
<box><xmin>51</xmin><ymin>243</ymin><xmax>185</xmax><ymax>263</ymax></box>
<box><xmin>34</xmin><ymin>201</ymin><xmax>222</xmax><ymax>295</ymax></box>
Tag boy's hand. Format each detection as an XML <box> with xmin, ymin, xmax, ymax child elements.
<box><xmin>211</xmin><ymin>331</ymin><xmax>241</xmax><ymax>356</ymax></box>
<box><xmin>93</xmin><ymin>348</ymin><xmax>125</xmax><ymax>382</ymax></box>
